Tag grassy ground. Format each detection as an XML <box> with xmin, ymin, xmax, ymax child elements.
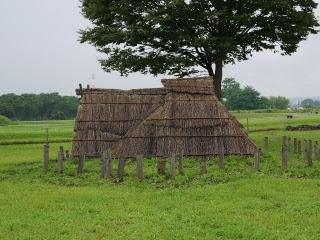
<box><xmin>1</xmin><ymin>113</ymin><xmax>320</xmax><ymax>239</ymax></box>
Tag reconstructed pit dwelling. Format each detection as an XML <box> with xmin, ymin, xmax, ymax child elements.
<box><xmin>72</xmin><ymin>76</ymin><xmax>258</xmax><ymax>158</ymax></box>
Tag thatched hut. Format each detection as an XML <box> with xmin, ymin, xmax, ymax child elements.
<box><xmin>72</xmin><ymin>77</ymin><xmax>258</xmax><ymax>158</ymax></box>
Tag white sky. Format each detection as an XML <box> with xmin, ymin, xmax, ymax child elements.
<box><xmin>0</xmin><ymin>0</ymin><xmax>319</xmax><ymax>98</ymax></box>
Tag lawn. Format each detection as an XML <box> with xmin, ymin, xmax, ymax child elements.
<box><xmin>0</xmin><ymin>112</ymin><xmax>320</xmax><ymax>239</ymax></box>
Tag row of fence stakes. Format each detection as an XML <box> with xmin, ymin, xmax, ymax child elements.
<box><xmin>264</xmin><ymin>136</ymin><xmax>320</xmax><ymax>169</ymax></box>
<box><xmin>43</xmin><ymin>136</ymin><xmax>320</xmax><ymax>180</ymax></box>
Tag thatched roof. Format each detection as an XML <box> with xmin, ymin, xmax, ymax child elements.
<box><xmin>72</xmin><ymin>76</ymin><xmax>258</xmax><ymax>158</ymax></box>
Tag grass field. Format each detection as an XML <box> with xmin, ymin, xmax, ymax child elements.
<box><xmin>1</xmin><ymin>112</ymin><xmax>320</xmax><ymax>239</ymax></box>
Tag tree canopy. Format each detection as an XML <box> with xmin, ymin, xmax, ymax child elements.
<box><xmin>269</xmin><ymin>95</ymin><xmax>290</xmax><ymax>109</ymax></box>
<box><xmin>222</xmin><ymin>78</ymin><xmax>269</xmax><ymax>110</ymax></box>
<box><xmin>79</xmin><ymin>0</ymin><xmax>319</xmax><ymax>100</ymax></box>
<box><xmin>0</xmin><ymin>93</ymin><xmax>79</xmax><ymax>121</ymax></box>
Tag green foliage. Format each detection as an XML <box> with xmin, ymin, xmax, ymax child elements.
<box><xmin>222</xmin><ymin>78</ymin><xmax>269</xmax><ymax>110</ymax></box>
<box><xmin>0</xmin><ymin>115</ymin><xmax>13</xmax><ymax>126</ymax></box>
<box><xmin>80</xmin><ymin>0</ymin><xmax>319</xmax><ymax>99</ymax></box>
<box><xmin>269</xmin><ymin>95</ymin><xmax>290</xmax><ymax>110</ymax></box>
<box><xmin>301</xmin><ymin>98</ymin><xmax>320</xmax><ymax>108</ymax></box>
<box><xmin>0</xmin><ymin>93</ymin><xmax>79</xmax><ymax>121</ymax></box>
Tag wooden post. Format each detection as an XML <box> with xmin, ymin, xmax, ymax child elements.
<box><xmin>264</xmin><ymin>137</ymin><xmax>269</xmax><ymax>150</ymax></box>
<box><xmin>170</xmin><ymin>154</ymin><xmax>176</xmax><ymax>179</ymax></box>
<box><xmin>157</xmin><ymin>159</ymin><xmax>166</xmax><ymax>174</ymax></box>
<box><xmin>218</xmin><ymin>145</ymin><xmax>225</xmax><ymax>169</ymax></box>
<box><xmin>200</xmin><ymin>159</ymin><xmax>207</xmax><ymax>175</ymax></box>
<box><xmin>65</xmin><ymin>150</ymin><xmax>70</xmax><ymax>160</ymax></box>
<box><xmin>254</xmin><ymin>150</ymin><xmax>260</xmax><ymax>170</ymax></box>
<box><xmin>309</xmin><ymin>140</ymin><xmax>313</xmax><ymax>159</ymax></box>
<box><xmin>79</xmin><ymin>84</ymin><xmax>83</xmax><ymax>98</ymax></box>
<box><xmin>59</xmin><ymin>146</ymin><xmax>65</xmax><ymax>160</ymax></box>
<box><xmin>136</xmin><ymin>155</ymin><xmax>143</xmax><ymax>181</ymax></box>
<box><xmin>304</xmin><ymin>140</ymin><xmax>308</xmax><ymax>154</ymax></box>
<box><xmin>306</xmin><ymin>148</ymin><xmax>312</xmax><ymax>167</ymax></box>
<box><xmin>101</xmin><ymin>149</ymin><xmax>112</xmax><ymax>178</ymax></box>
<box><xmin>43</xmin><ymin>144</ymin><xmax>49</xmax><ymax>171</ymax></box>
<box><xmin>77</xmin><ymin>151</ymin><xmax>85</xmax><ymax>174</ymax></box>
<box><xmin>178</xmin><ymin>149</ymin><xmax>184</xmax><ymax>175</ymax></box>
<box><xmin>294</xmin><ymin>138</ymin><xmax>297</xmax><ymax>154</ymax></box>
<box><xmin>282</xmin><ymin>136</ymin><xmax>288</xmax><ymax>169</ymax></box>
<box><xmin>247</xmin><ymin>118</ymin><xmax>249</xmax><ymax>135</ymax></box>
<box><xmin>298</xmin><ymin>141</ymin><xmax>302</xmax><ymax>155</ymax></box>
<box><xmin>46</xmin><ymin>128</ymin><xmax>49</xmax><ymax>145</ymax></box>
<box><xmin>287</xmin><ymin>137</ymin><xmax>291</xmax><ymax>153</ymax></box>
<box><xmin>57</xmin><ymin>151</ymin><xmax>63</xmax><ymax>173</ymax></box>
<box><xmin>101</xmin><ymin>151</ymin><xmax>108</xmax><ymax>178</ymax></box>
<box><xmin>117</xmin><ymin>158</ymin><xmax>126</xmax><ymax>180</ymax></box>
<box><xmin>314</xmin><ymin>141</ymin><xmax>318</xmax><ymax>158</ymax></box>
<box><xmin>315</xmin><ymin>143</ymin><xmax>320</xmax><ymax>161</ymax></box>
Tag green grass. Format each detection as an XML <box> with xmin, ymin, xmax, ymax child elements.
<box><xmin>1</xmin><ymin>113</ymin><xmax>320</xmax><ymax>239</ymax></box>
<box><xmin>0</xmin><ymin>120</ymin><xmax>74</xmax><ymax>145</ymax></box>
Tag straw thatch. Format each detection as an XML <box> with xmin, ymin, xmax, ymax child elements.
<box><xmin>72</xmin><ymin>88</ymin><xmax>166</xmax><ymax>157</ymax></box>
<box><xmin>72</xmin><ymin>76</ymin><xmax>259</xmax><ymax>158</ymax></box>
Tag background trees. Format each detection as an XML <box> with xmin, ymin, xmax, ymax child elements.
<box><xmin>300</xmin><ymin>98</ymin><xmax>320</xmax><ymax>108</ymax></box>
<box><xmin>221</xmin><ymin>78</ymin><xmax>289</xmax><ymax>110</ymax></box>
<box><xmin>268</xmin><ymin>96</ymin><xmax>290</xmax><ymax>110</ymax></box>
<box><xmin>0</xmin><ymin>93</ymin><xmax>78</xmax><ymax>121</ymax></box>
<box><xmin>80</xmin><ymin>0</ymin><xmax>319</xmax><ymax>100</ymax></box>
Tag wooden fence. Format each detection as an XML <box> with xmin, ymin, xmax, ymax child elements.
<box><xmin>42</xmin><ymin>135</ymin><xmax>320</xmax><ymax>181</ymax></box>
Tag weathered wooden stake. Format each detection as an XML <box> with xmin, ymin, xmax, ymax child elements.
<box><xmin>57</xmin><ymin>151</ymin><xmax>63</xmax><ymax>173</ymax></box>
<box><xmin>43</xmin><ymin>144</ymin><xmax>49</xmax><ymax>171</ymax></box>
<box><xmin>178</xmin><ymin>149</ymin><xmax>184</xmax><ymax>175</ymax></box>
<box><xmin>157</xmin><ymin>159</ymin><xmax>166</xmax><ymax>174</ymax></box>
<box><xmin>117</xmin><ymin>158</ymin><xmax>126</xmax><ymax>180</ymax></box>
<box><xmin>77</xmin><ymin>151</ymin><xmax>85</xmax><ymax>174</ymax></box>
<box><xmin>282</xmin><ymin>136</ymin><xmax>288</xmax><ymax>169</ymax></box>
<box><xmin>101</xmin><ymin>149</ymin><xmax>112</xmax><ymax>178</ymax></box>
<box><xmin>59</xmin><ymin>146</ymin><xmax>65</xmax><ymax>160</ymax></box>
<box><xmin>298</xmin><ymin>141</ymin><xmax>302</xmax><ymax>155</ymax></box>
<box><xmin>218</xmin><ymin>145</ymin><xmax>225</xmax><ymax>169</ymax></box>
<box><xmin>136</xmin><ymin>155</ymin><xmax>143</xmax><ymax>181</ymax></box>
<box><xmin>200</xmin><ymin>159</ymin><xmax>207</xmax><ymax>175</ymax></box>
<box><xmin>294</xmin><ymin>138</ymin><xmax>297</xmax><ymax>154</ymax></box>
<box><xmin>309</xmin><ymin>140</ymin><xmax>313</xmax><ymax>159</ymax></box>
<box><xmin>46</xmin><ymin>128</ymin><xmax>49</xmax><ymax>145</ymax></box>
<box><xmin>306</xmin><ymin>148</ymin><xmax>312</xmax><ymax>167</ymax></box>
<box><xmin>315</xmin><ymin>143</ymin><xmax>320</xmax><ymax>161</ymax></box>
<box><xmin>170</xmin><ymin>154</ymin><xmax>176</xmax><ymax>179</ymax></box>
<box><xmin>264</xmin><ymin>137</ymin><xmax>269</xmax><ymax>150</ymax></box>
<box><xmin>304</xmin><ymin>140</ymin><xmax>308</xmax><ymax>154</ymax></box>
<box><xmin>314</xmin><ymin>141</ymin><xmax>318</xmax><ymax>158</ymax></box>
<box><xmin>254</xmin><ymin>150</ymin><xmax>260</xmax><ymax>170</ymax></box>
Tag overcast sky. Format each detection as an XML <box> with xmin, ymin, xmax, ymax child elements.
<box><xmin>0</xmin><ymin>1</ymin><xmax>319</xmax><ymax>98</ymax></box>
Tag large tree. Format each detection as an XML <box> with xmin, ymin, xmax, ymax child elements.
<box><xmin>79</xmin><ymin>0</ymin><xmax>319</xmax><ymax>100</ymax></box>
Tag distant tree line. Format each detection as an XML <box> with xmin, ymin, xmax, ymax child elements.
<box><xmin>300</xmin><ymin>99</ymin><xmax>320</xmax><ymax>108</ymax></box>
<box><xmin>222</xmin><ymin>78</ymin><xmax>289</xmax><ymax>110</ymax></box>
<box><xmin>0</xmin><ymin>93</ymin><xmax>79</xmax><ymax>121</ymax></box>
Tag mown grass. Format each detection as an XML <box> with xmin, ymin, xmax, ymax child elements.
<box><xmin>0</xmin><ymin>120</ymin><xmax>74</xmax><ymax>145</ymax></box>
<box><xmin>0</xmin><ymin>113</ymin><xmax>320</xmax><ymax>239</ymax></box>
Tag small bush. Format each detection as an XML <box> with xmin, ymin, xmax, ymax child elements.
<box><xmin>0</xmin><ymin>115</ymin><xmax>13</xmax><ymax>126</ymax></box>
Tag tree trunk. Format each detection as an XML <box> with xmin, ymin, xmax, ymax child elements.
<box><xmin>214</xmin><ymin>60</ymin><xmax>223</xmax><ymax>100</ymax></box>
